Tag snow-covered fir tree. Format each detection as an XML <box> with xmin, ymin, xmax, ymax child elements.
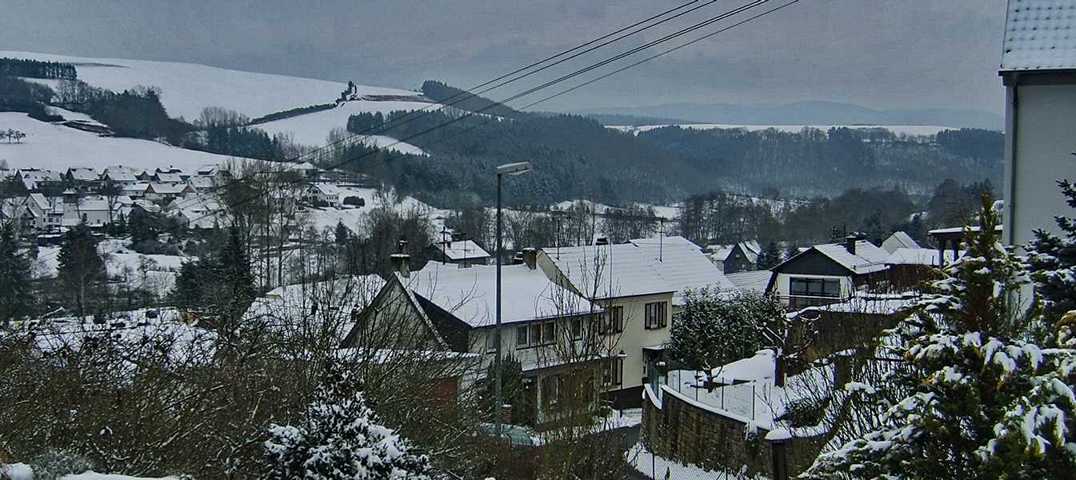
<box><xmin>1028</xmin><ymin>179</ymin><xmax>1076</xmax><ymax>332</ymax></box>
<box><xmin>804</xmin><ymin>194</ymin><xmax>1076</xmax><ymax>480</ymax></box>
<box><xmin>264</xmin><ymin>362</ymin><xmax>431</xmax><ymax>480</ymax></box>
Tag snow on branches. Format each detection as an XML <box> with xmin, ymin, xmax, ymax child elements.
<box><xmin>264</xmin><ymin>363</ymin><xmax>431</xmax><ymax>480</ymax></box>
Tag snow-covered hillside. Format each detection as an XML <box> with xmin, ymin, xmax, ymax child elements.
<box><xmin>254</xmin><ymin>100</ymin><xmax>430</xmax><ymax>154</ymax></box>
<box><xmin>0</xmin><ymin>112</ymin><xmax>254</xmax><ymax>171</ymax></box>
<box><xmin>2</xmin><ymin>50</ymin><xmax>420</xmax><ymax>120</ymax></box>
<box><xmin>611</xmin><ymin>123</ymin><xmax>955</xmax><ymax>137</ymax></box>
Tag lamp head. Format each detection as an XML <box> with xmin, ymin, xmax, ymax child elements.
<box><xmin>496</xmin><ymin>161</ymin><xmax>532</xmax><ymax>176</ymax></box>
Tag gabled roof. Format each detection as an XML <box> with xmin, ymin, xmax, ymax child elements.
<box><xmin>66</xmin><ymin>167</ymin><xmax>97</xmax><ymax>181</ymax></box>
<box><xmin>725</xmin><ymin>270</ymin><xmax>774</xmax><ymax>294</ymax></box>
<box><xmin>435</xmin><ymin>240</ymin><xmax>491</xmax><ymax>260</ymax></box>
<box><xmin>774</xmin><ymin>240</ymin><xmax>889</xmax><ymax>276</ymax></box>
<box><xmin>153</xmin><ymin>173</ymin><xmax>184</xmax><ymax>183</ymax></box>
<box><xmin>404</xmin><ymin>262</ymin><xmax>598</xmax><ymax>327</ymax></box>
<box><xmin>881</xmin><ymin>231</ymin><xmax>920</xmax><ymax>254</ymax></box>
<box><xmin>542</xmin><ymin>242</ymin><xmax>677</xmax><ymax>300</ymax></box>
<box><xmin>886</xmin><ymin>247</ymin><xmax>964</xmax><ymax>266</ymax></box>
<box><xmin>812</xmin><ymin>241</ymin><xmax>890</xmax><ymax>275</ymax></box>
<box><xmin>629</xmin><ymin>236</ymin><xmax>736</xmax><ymax>303</ymax></box>
<box><xmin>1001</xmin><ymin>0</ymin><xmax>1076</xmax><ymax>71</ymax></box>
<box><xmin>147</xmin><ymin>183</ymin><xmax>192</xmax><ymax>195</ymax></box>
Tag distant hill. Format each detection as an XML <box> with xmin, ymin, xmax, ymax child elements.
<box><xmin>585</xmin><ymin>100</ymin><xmax>1003</xmax><ymax>131</ymax></box>
<box><xmin>1</xmin><ymin>50</ymin><xmax>421</xmax><ymax>120</ymax></box>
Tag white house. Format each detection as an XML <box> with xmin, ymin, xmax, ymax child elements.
<box><xmin>999</xmin><ymin>0</ymin><xmax>1076</xmax><ymax>246</ymax></box>
<box><xmin>766</xmin><ymin>237</ymin><xmax>890</xmax><ymax>309</ymax></box>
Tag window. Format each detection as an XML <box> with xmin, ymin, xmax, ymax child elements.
<box><xmin>790</xmin><ymin>277</ymin><xmax>841</xmax><ymax>298</ymax></box>
<box><xmin>608</xmin><ymin>306</ymin><xmax>624</xmax><ymax>334</ymax></box>
<box><xmin>543</xmin><ymin>322</ymin><xmax>556</xmax><ymax>345</ymax></box>
<box><xmin>541</xmin><ymin>375</ymin><xmax>560</xmax><ymax>406</ymax></box>
<box><xmin>486</xmin><ymin>331</ymin><xmax>499</xmax><ymax>353</ymax></box>
<box><xmin>602</xmin><ymin>358</ymin><xmax>624</xmax><ymax>386</ymax></box>
<box><xmin>644</xmin><ymin>302</ymin><xmax>667</xmax><ymax>329</ymax></box>
<box><xmin>571</xmin><ymin>318</ymin><xmax>583</xmax><ymax>340</ymax></box>
<box><xmin>516</xmin><ymin>326</ymin><xmax>528</xmax><ymax>348</ymax></box>
<box><xmin>530</xmin><ymin>324</ymin><xmax>543</xmax><ymax>346</ymax></box>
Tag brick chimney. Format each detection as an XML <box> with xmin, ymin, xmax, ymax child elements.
<box><xmin>522</xmin><ymin>247</ymin><xmax>538</xmax><ymax>270</ymax></box>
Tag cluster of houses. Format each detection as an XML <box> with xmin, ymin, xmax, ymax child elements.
<box><xmin>0</xmin><ymin>165</ymin><xmax>233</xmax><ymax>234</ymax></box>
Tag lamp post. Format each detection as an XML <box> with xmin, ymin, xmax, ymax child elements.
<box><xmin>494</xmin><ymin>161</ymin><xmax>531</xmax><ymax>439</ymax></box>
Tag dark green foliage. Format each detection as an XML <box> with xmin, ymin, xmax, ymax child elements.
<box><xmin>678</xmin><ymin>191</ymin><xmax>782</xmax><ymax>246</ymax></box>
<box><xmin>57</xmin><ymin>222</ymin><xmax>105</xmax><ymax>318</ymax></box>
<box><xmin>0</xmin><ymin>57</ymin><xmax>77</xmax><ymax>79</ymax></box>
<box><xmin>67</xmin><ymin>84</ymin><xmax>191</xmax><ymax>143</ymax></box>
<box><xmin>668</xmin><ymin>288</ymin><xmax>784</xmax><ymax>371</ymax></box>
<box><xmin>480</xmin><ymin>355</ymin><xmax>530</xmax><ymax>425</ymax></box>
<box><xmin>926</xmin><ymin>178</ymin><xmax>994</xmax><ymax>229</ymax></box>
<box><xmin>936</xmin><ymin>128</ymin><xmax>1004</xmax><ymax>161</ymax></box>
<box><xmin>334</xmin><ymin>221</ymin><xmax>350</xmax><ymax>245</ymax></box>
<box><xmin>185</xmin><ymin>124</ymin><xmax>290</xmax><ymax>161</ymax></box>
<box><xmin>172</xmin><ymin>227</ymin><xmax>256</xmax><ymax>326</ymax></box>
<box><xmin>346</xmin><ymin>108</ymin><xmax>699</xmax><ymax>206</ymax></box>
<box><xmin>0</xmin><ymin>76</ymin><xmax>61</xmax><ymax>121</ymax></box>
<box><xmin>0</xmin><ymin>222</ymin><xmax>33</xmax><ymax>324</ymax></box>
<box><xmin>421</xmin><ymin>80</ymin><xmax>518</xmax><ymax>118</ymax></box>
<box><xmin>1028</xmin><ymin>179</ymin><xmax>1076</xmax><ymax>329</ymax></box>
<box><xmin>783</xmin><ymin>187</ymin><xmax>918</xmax><ymax>245</ymax></box>
<box><xmin>756</xmin><ymin>241</ymin><xmax>781</xmax><ymax>269</ymax></box>
<box><xmin>248</xmin><ymin>102</ymin><xmax>335</xmax><ymax>125</ymax></box>
<box><xmin>640</xmin><ymin>126</ymin><xmax>1001</xmax><ymax>199</ymax></box>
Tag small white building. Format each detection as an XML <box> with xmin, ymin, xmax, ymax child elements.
<box><xmin>766</xmin><ymin>237</ymin><xmax>890</xmax><ymax>309</ymax></box>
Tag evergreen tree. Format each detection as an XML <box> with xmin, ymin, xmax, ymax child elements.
<box><xmin>668</xmin><ymin>288</ymin><xmax>784</xmax><ymax>371</ymax></box>
<box><xmin>335</xmin><ymin>221</ymin><xmax>350</xmax><ymax>245</ymax></box>
<box><xmin>265</xmin><ymin>362</ymin><xmax>431</xmax><ymax>480</ymax></box>
<box><xmin>210</xmin><ymin>227</ymin><xmax>256</xmax><ymax>327</ymax></box>
<box><xmin>805</xmin><ymin>194</ymin><xmax>1076</xmax><ymax>480</ymax></box>
<box><xmin>756</xmin><ymin>241</ymin><xmax>782</xmax><ymax>269</ymax></box>
<box><xmin>1028</xmin><ymin>179</ymin><xmax>1076</xmax><ymax>328</ymax></box>
<box><xmin>57</xmin><ymin>222</ymin><xmax>105</xmax><ymax>319</ymax></box>
<box><xmin>0</xmin><ymin>222</ymin><xmax>32</xmax><ymax>324</ymax></box>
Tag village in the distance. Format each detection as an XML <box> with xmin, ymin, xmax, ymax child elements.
<box><xmin>2</xmin><ymin>1</ymin><xmax>1076</xmax><ymax>480</ymax></box>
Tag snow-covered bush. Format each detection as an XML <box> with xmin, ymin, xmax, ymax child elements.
<box><xmin>264</xmin><ymin>363</ymin><xmax>430</xmax><ymax>480</ymax></box>
<box><xmin>804</xmin><ymin>194</ymin><xmax>1076</xmax><ymax>479</ymax></box>
<box><xmin>28</xmin><ymin>450</ymin><xmax>95</xmax><ymax>480</ymax></box>
<box><xmin>1028</xmin><ymin>179</ymin><xmax>1076</xmax><ymax>340</ymax></box>
<box><xmin>668</xmin><ymin>288</ymin><xmax>784</xmax><ymax>371</ymax></box>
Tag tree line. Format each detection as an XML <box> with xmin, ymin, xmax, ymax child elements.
<box><xmin>0</xmin><ymin>57</ymin><xmax>77</xmax><ymax>80</ymax></box>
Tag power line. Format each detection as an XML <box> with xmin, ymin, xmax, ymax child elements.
<box><xmin>181</xmin><ymin>0</ymin><xmax>786</xmax><ymax>228</ymax></box>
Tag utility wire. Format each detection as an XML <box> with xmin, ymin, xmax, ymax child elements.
<box><xmin>181</xmin><ymin>0</ymin><xmax>785</xmax><ymax>228</ymax></box>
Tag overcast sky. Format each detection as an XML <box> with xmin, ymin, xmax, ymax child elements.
<box><xmin>1</xmin><ymin>0</ymin><xmax>1006</xmax><ymax>114</ymax></box>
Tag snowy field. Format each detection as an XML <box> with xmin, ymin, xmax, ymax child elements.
<box><xmin>0</xmin><ymin>112</ymin><xmax>253</xmax><ymax>171</ymax></box>
<box><xmin>611</xmin><ymin>123</ymin><xmax>955</xmax><ymax>137</ymax></box>
<box><xmin>3</xmin><ymin>50</ymin><xmax>420</xmax><ymax>120</ymax></box>
<box><xmin>254</xmin><ymin>100</ymin><xmax>432</xmax><ymax>154</ymax></box>
<box><xmin>33</xmin><ymin>239</ymin><xmax>191</xmax><ymax>298</ymax></box>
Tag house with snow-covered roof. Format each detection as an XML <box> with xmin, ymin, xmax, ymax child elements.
<box><xmin>706</xmin><ymin>240</ymin><xmax>761</xmax><ymax>273</ymax></box>
<box><xmin>880</xmin><ymin>230</ymin><xmax>920</xmax><ymax>254</ymax></box>
<box><xmin>342</xmin><ymin>250</ymin><xmax>603</xmax><ymax>424</ymax></box>
<box><xmin>766</xmin><ymin>235</ymin><xmax>890</xmax><ymax>309</ymax></box>
<box><xmin>999</xmin><ymin>0</ymin><xmax>1076</xmax><ymax>246</ymax></box>
<box><xmin>538</xmin><ymin>236</ymin><xmax>734</xmax><ymax>407</ymax></box>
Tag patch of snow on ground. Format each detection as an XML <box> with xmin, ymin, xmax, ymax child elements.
<box><xmin>0</xmin><ymin>112</ymin><xmax>254</xmax><ymax>171</ymax></box>
<box><xmin>45</xmin><ymin>106</ymin><xmax>107</xmax><ymax>127</ymax></box>
<box><xmin>3</xmin><ymin>50</ymin><xmax>418</xmax><ymax>120</ymax></box>
<box><xmin>626</xmin><ymin>442</ymin><xmax>763</xmax><ymax>479</ymax></box>
<box><xmin>1</xmin><ymin>463</ymin><xmax>33</xmax><ymax>480</ymax></box>
<box><xmin>254</xmin><ymin>100</ymin><xmax>433</xmax><ymax>153</ymax></box>
<box><xmin>61</xmin><ymin>472</ymin><xmax>181</xmax><ymax>480</ymax></box>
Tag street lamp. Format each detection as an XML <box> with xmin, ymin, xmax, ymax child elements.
<box><xmin>495</xmin><ymin>161</ymin><xmax>531</xmax><ymax>439</ymax></box>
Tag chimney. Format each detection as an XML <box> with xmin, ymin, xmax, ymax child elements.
<box><xmin>845</xmin><ymin>233</ymin><xmax>864</xmax><ymax>255</ymax></box>
<box><xmin>392</xmin><ymin>237</ymin><xmax>410</xmax><ymax>277</ymax></box>
<box><xmin>522</xmin><ymin>247</ymin><xmax>538</xmax><ymax>270</ymax></box>
<box><xmin>391</xmin><ymin>253</ymin><xmax>410</xmax><ymax>278</ymax></box>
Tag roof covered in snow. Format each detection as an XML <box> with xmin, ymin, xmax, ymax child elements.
<box><xmin>542</xmin><ymin>242</ymin><xmax>676</xmax><ymax>300</ymax></box>
<box><xmin>1001</xmin><ymin>0</ymin><xmax>1076</xmax><ymax>71</ymax></box>
<box><xmin>886</xmin><ymin>247</ymin><xmax>964</xmax><ymax>266</ymax></box>
<box><xmin>629</xmin><ymin>236</ymin><xmax>736</xmax><ymax>302</ymax></box>
<box><xmin>810</xmin><ymin>241</ymin><xmax>890</xmax><ymax>275</ymax></box>
<box><xmin>435</xmin><ymin>239</ymin><xmax>491</xmax><ymax>260</ymax></box>
<box><xmin>881</xmin><ymin>231</ymin><xmax>920</xmax><ymax>253</ymax></box>
<box><xmin>405</xmin><ymin>262</ymin><xmax>598</xmax><ymax>327</ymax></box>
<box><xmin>725</xmin><ymin>270</ymin><xmax>774</xmax><ymax>293</ymax></box>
